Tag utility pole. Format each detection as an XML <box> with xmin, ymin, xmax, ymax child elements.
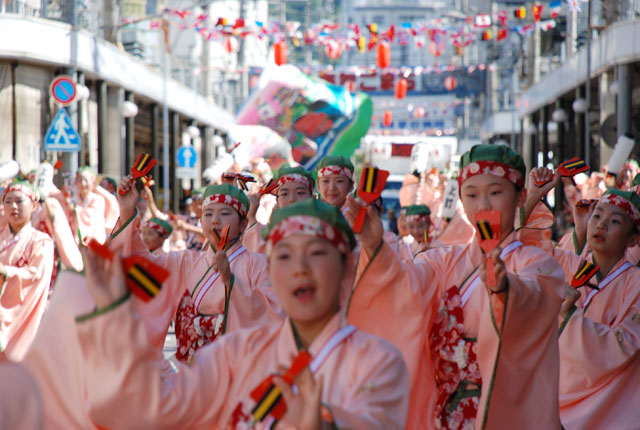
<box><xmin>584</xmin><ymin>0</ymin><xmax>593</xmax><ymax>166</ymax></box>
<box><xmin>64</xmin><ymin>0</ymin><xmax>78</xmax><ymax>175</ymax></box>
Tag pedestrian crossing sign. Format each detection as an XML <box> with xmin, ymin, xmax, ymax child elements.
<box><xmin>44</xmin><ymin>108</ymin><xmax>81</xmax><ymax>152</ymax></box>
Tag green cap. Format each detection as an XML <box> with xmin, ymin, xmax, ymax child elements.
<box><xmin>602</xmin><ymin>188</ymin><xmax>640</xmax><ymax>227</ymax></box>
<box><xmin>146</xmin><ymin>217</ymin><xmax>174</xmax><ymax>236</ymax></box>
<box><xmin>404</xmin><ymin>204</ymin><xmax>431</xmax><ymax>217</ymax></box>
<box><xmin>202</xmin><ymin>184</ymin><xmax>250</xmax><ymax>217</ymax></box>
<box><xmin>274</xmin><ymin>165</ymin><xmax>315</xmax><ymax>188</ymax></box>
<box><xmin>101</xmin><ymin>176</ymin><xmax>118</xmax><ymax>189</ymax></box>
<box><xmin>459</xmin><ymin>144</ymin><xmax>526</xmax><ymax>188</ymax></box>
<box><xmin>316</xmin><ymin>156</ymin><xmax>354</xmax><ymax>174</ymax></box>
<box><xmin>77</xmin><ymin>166</ymin><xmax>96</xmax><ymax>177</ymax></box>
<box><xmin>262</xmin><ymin>198</ymin><xmax>356</xmax><ymax>251</ymax></box>
<box><xmin>191</xmin><ymin>186</ymin><xmax>207</xmax><ymax>199</ymax></box>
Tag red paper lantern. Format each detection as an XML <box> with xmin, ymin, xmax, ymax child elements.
<box><xmin>325</xmin><ymin>40</ymin><xmax>343</xmax><ymax>60</ymax></box>
<box><xmin>274</xmin><ymin>41</ymin><xmax>287</xmax><ymax>66</ymax></box>
<box><xmin>394</xmin><ymin>78</ymin><xmax>408</xmax><ymax>99</ymax></box>
<box><xmin>224</xmin><ymin>37</ymin><xmax>238</xmax><ymax>53</ymax></box>
<box><xmin>382</xmin><ymin>110</ymin><xmax>393</xmax><ymax>127</ymax></box>
<box><xmin>377</xmin><ymin>41</ymin><xmax>391</xmax><ymax>69</ymax></box>
<box><xmin>444</xmin><ymin>76</ymin><xmax>457</xmax><ymax>91</ymax></box>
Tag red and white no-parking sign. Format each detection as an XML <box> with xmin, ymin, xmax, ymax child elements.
<box><xmin>50</xmin><ymin>75</ymin><xmax>77</xmax><ymax>106</ymax></box>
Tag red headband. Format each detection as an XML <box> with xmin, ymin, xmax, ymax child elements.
<box><xmin>203</xmin><ymin>193</ymin><xmax>248</xmax><ymax>217</ymax></box>
<box><xmin>318</xmin><ymin>165</ymin><xmax>353</xmax><ymax>179</ymax></box>
<box><xmin>276</xmin><ymin>174</ymin><xmax>313</xmax><ymax>194</ymax></box>
<box><xmin>266</xmin><ymin>215</ymin><xmax>350</xmax><ymax>255</ymax></box>
<box><xmin>459</xmin><ymin>160</ymin><xmax>524</xmax><ymax>188</ymax></box>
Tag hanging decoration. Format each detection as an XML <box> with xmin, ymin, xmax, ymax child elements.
<box><xmin>383</xmin><ymin>110</ymin><xmax>393</xmax><ymax>127</ymax></box>
<box><xmin>377</xmin><ymin>41</ymin><xmax>391</xmax><ymax>69</ymax></box>
<box><xmin>395</xmin><ymin>78</ymin><xmax>408</xmax><ymax>99</ymax></box>
<box><xmin>139</xmin><ymin>1</ymin><xmax>566</xmax><ymax>75</ymax></box>
<box><xmin>325</xmin><ymin>40</ymin><xmax>343</xmax><ymax>60</ymax></box>
<box><xmin>532</xmin><ymin>4</ymin><xmax>544</xmax><ymax>22</ymax></box>
<box><xmin>224</xmin><ymin>36</ymin><xmax>238</xmax><ymax>53</ymax></box>
<box><xmin>274</xmin><ymin>41</ymin><xmax>287</xmax><ymax>65</ymax></box>
<box><xmin>444</xmin><ymin>76</ymin><xmax>457</xmax><ymax>91</ymax></box>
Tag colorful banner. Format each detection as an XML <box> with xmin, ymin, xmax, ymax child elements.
<box><xmin>236</xmin><ymin>65</ymin><xmax>372</xmax><ymax>169</ymax></box>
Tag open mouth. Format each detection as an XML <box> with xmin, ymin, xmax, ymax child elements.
<box><xmin>293</xmin><ymin>284</ymin><xmax>316</xmax><ymax>303</ymax></box>
<box><xmin>591</xmin><ymin>233</ymin><xmax>605</xmax><ymax>242</ymax></box>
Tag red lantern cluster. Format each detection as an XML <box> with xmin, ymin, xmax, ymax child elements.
<box><xmin>274</xmin><ymin>41</ymin><xmax>287</xmax><ymax>66</ymax></box>
<box><xmin>377</xmin><ymin>42</ymin><xmax>391</xmax><ymax>69</ymax></box>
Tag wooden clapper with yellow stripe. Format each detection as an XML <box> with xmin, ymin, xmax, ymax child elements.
<box><xmin>229</xmin><ymin>351</ymin><xmax>312</xmax><ymax>429</ymax></box>
<box><xmin>119</xmin><ymin>152</ymin><xmax>157</xmax><ymax>195</ymax></box>
<box><xmin>353</xmin><ymin>166</ymin><xmax>390</xmax><ymax>233</ymax></box>
<box><xmin>558</xmin><ymin>157</ymin><xmax>589</xmax><ymax>177</ymax></box>
<box><xmin>87</xmin><ymin>239</ymin><xmax>169</xmax><ymax>302</ymax></box>
<box><xmin>571</xmin><ymin>260</ymin><xmax>599</xmax><ymax>289</ymax></box>
<box><xmin>474</xmin><ymin>210</ymin><xmax>501</xmax><ymax>288</ymax></box>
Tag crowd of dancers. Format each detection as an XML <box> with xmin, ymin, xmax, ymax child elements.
<box><xmin>1</xmin><ymin>144</ymin><xmax>639</xmax><ymax>429</ymax></box>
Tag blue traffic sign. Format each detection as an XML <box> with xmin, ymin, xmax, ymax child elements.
<box><xmin>177</xmin><ymin>146</ymin><xmax>197</xmax><ymax>168</ymax></box>
<box><xmin>50</xmin><ymin>76</ymin><xmax>77</xmax><ymax>106</ymax></box>
<box><xmin>44</xmin><ymin>108</ymin><xmax>81</xmax><ymax>152</ymax></box>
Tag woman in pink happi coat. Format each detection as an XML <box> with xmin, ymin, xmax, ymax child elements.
<box><xmin>0</xmin><ymin>182</ymin><xmax>54</xmax><ymax>360</ymax></box>
<box><xmin>75</xmin><ymin>198</ymin><xmax>409</xmax><ymax>429</ymax></box>
<box><xmin>112</xmin><ymin>179</ymin><xmax>282</xmax><ymax>361</ymax></box>
<box><xmin>528</xmin><ymin>167</ymin><xmax>640</xmax><ymax>429</ymax></box>
<box><xmin>244</xmin><ymin>165</ymin><xmax>316</xmax><ymax>254</ymax></box>
<box><xmin>70</xmin><ymin>167</ymin><xmax>106</xmax><ymax>244</ymax></box>
<box><xmin>345</xmin><ymin>145</ymin><xmax>565</xmax><ymax>430</ymax></box>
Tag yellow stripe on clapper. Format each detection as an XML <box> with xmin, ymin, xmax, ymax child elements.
<box><xmin>136</xmin><ymin>153</ymin><xmax>150</xmax><ymax>171</ymax></box>
<box><xmin>252</xmin><ymin>385</ymin><xmax>282</xmax><ymax>422</ymax></box>
<box><xmin>477</xmin><ymin>220</ymin><xmax>492</xmax><ymax>240</ymax></box>
<box><xmin>365</xmin><ymin>168</ymin><xmax>376</xmax><ymax>192</ymax></box>
<box><xmin>565</xmin><ymin>160</ymin><xmax>584</xmax><ymax>169</ymax></box>
<box><xmin>576</xmin><ymin>261</ymin><xmax>592</xmax><ymax>279</ymax></box>
<box><xmin>127</xmin><ymin>265</ymin><xmax>161</xmax><ymax>296</ymax></box>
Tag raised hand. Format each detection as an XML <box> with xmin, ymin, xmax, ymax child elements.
<box><xmin>343</xmin><ymin>195</ymin><xmax>383</xmax><ymax>254</ymax></box>
<box><xmin>480</xmin><ymin>247</ymin><xmax>508</xmax><ymax>294</ymax></box>
<box><xmin>117</xmin><ymin>175</ymin><xmax>139</xmax><ymax>221</ymax></box>
<box><xmin>83</xmin><ymin>245</ymin><xmax>127</xmax><ymax>308</ymax></box>
<box><xmin>212</xmin><ymin>250</ymin><xmax>232</xmax><ymax>286</ymax></box>
<box><xmin>273</xmin><ymin>367</ymin><xmax>323</xmax><ymax>430</ymax></box>
<box><xmin>573</xmin><ymin>199</ymin><xmax>597</xmax><ymax>251</ymax></box>
<box><xmin>560</xmin><ymin>285</ymin><xmax>581</xmax><ymax>320</ymax></box>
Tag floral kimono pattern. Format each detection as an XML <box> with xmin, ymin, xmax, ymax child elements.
<box><xmin>174</xmin><ymin>290</ymin><xmax>224</xmax><ymax>363</ymax></box>
<box><xmin>430</xmin><ymin>286</ymin><xmax>482</xmax><ymax>430</ymax></box>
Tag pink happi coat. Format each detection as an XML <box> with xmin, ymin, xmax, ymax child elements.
<box><xmin>0</xmin><ymin>358</ymin><xmax>43</xmax><ymax>430</ymax></box>
<box><xmin>93</xmin><ymin>185</ymin><xmax>119</xmax><ymax>236</ymax></box>
<box><xmin>74</xmin><ymin>191</ymin><xmax>106</xmax><ymax>244</ymax></box>
<box><xmin>348</xmin><ymin>230</ymin><xmax>565</xmax><ymax>430</ymax></box>
<box><xmin>549</xmin><ymin>247</ymin><xmax>640</xmax><ymax>429</ymax></box>
<box><xmin>0</xmin><ymin>224</ymin><xmax>54</xmax><ymax>361</ymax></box>
<box><xmin>76</xmin><ymin>302</ymin><xmax>409</xmax><ymax>429</ymax></box>
<box><xmin>31</xmin><ymin>198</ymin><xmax>83</xmax><ymax>272</ymax></box>
<box><xmin>109</xmin><ymin>212</ymin><xmax>283</xmax><ymax>352</ymax></box>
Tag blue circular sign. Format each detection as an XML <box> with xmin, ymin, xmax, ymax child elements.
<box><xmin>50</xmin><ymin>76</ymin><xmax>77</xmax><ymax>106</ymax></box>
